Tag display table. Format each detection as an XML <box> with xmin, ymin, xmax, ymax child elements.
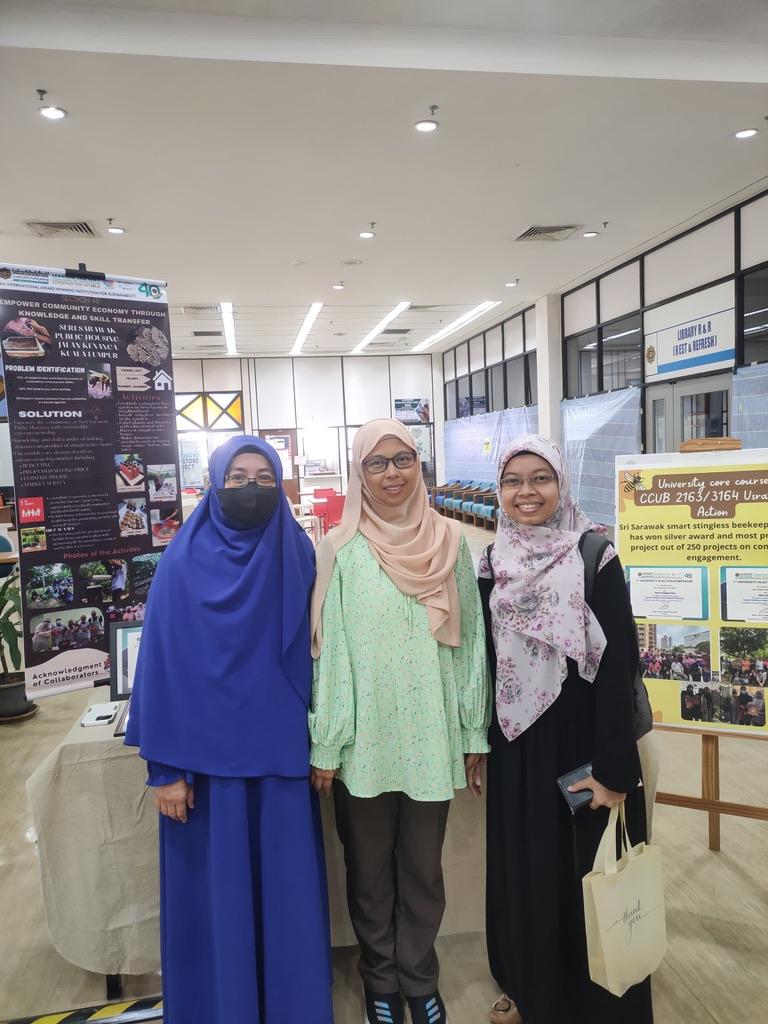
<box><xmin>27</xmin><ymin>698</ymin><xmax>486</xmax><ymax>976</ymax></box>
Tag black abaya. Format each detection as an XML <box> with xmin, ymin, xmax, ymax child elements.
<box><xmin>481</xmin><ymin>552</ymin><xmax>653</xmax><ymax>1024</ymax></box>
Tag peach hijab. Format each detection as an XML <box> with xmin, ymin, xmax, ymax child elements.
<box><xmin>310</xmin><ymin>418</ymin><xmax>463</xmax><ymax>657</ymax></box>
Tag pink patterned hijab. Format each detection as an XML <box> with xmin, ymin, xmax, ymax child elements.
<box><xmin>479</xmin><ymin>435</ymin><xmax>608</xmax><ymax>741</ymax></box>
<box><xmin>311</xmin><ymin>418</ymin><xmax>463</xmax><ymax>657</ymax></box>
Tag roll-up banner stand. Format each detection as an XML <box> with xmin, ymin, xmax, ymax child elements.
<box><xmin>0</xmin><ymin>262</ymin><xmax>181</xmax><ymax>698</ymax></box>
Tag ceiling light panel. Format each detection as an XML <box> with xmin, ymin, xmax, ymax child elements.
<box><xmin>412</xmin><ymin>302</ymin><xmax>501</xmax><ymax>352</ymax></box>
<box><xmin>290</xmin><ymin>302</ymin><xmax>324</xmax><ymax>355</ymax></box>
<box><xmin>352</xmin><ymin>302</ymin><xmax>412</xmax><ymax>354</ymax></box>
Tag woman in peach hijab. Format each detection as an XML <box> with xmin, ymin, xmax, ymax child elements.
<box><xmin>310</xmin><ymin>418</ymin><xmax>490</xmax><ymax>1024</ymax></box>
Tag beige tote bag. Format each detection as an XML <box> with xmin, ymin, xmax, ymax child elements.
<box><xmin>582</xmin><ymin>804</ymin><xmax>667</xmax><ymax>997</ymax></box>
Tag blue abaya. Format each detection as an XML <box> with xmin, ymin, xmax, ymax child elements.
<box><xmin>127</xmin><ymin>436</ymin><xmax>333</xmax><ymax>1024</ymax></box>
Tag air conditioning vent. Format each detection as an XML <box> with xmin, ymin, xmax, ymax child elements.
<box><xmin>515</xmin><ymin>224</ymin><xmax>582</xmax><ymax>241</ymax></box>
<box><xmin>191</xmin><ymin>330</ymin><xmax>223</xmax><ymax>337</ymax></box>
<box><xmin>25</xmin><ymin>220</ymin><xmax>99</xmax><ymax>238</ymax></box>
<box><xmin>381</xmin><ymin>328</ymin><xmax>411</xmax><ymax>336</ymax></box>
<box><xmin>177</xmin><ymin>304</ymin><xmax>221</xmax><ymax>315</ymax></box>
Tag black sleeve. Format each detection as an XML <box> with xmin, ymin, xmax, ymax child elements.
<box><xmin>587</xmin><ymin>553</ymin><xmax>642</xmax><ymax>794</ymax></box>
<box><xmin>478</xmin><ymin>575</ymin><xmax>497</xmax><ymax>683</ymax></box>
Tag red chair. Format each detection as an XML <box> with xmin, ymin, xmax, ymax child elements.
<box><xmin>322</xmin><ymin>494</ymin><xmax>346</xmax><ymax>531</ymax></box>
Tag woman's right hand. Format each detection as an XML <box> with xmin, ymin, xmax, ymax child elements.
<box><xmin>154</xmin><ymin>779</ymin><xmax>195</xmax><ymax>822</ymax></box>
<box><xmin>310</xmin><ymin>767</ymin><xmax>336</xmax><ymax>796</ymax></box>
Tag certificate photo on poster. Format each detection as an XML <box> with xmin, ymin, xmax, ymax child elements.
<box><xmin>110</xmin><ymin>621</ymin><xmax>143</xmax><ymax>700</ymax></box>
<box><xmin>626</xmin><ymin>566</ymin><xmax>708</xmax><ymax>621</ymax></box>
<box><xmin>720</xmin><ymin>567</ymin><xmax>768</xmax><ymax>623</ymax></box>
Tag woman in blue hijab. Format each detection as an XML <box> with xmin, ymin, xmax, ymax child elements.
<box><xmin>126</xmin><ymin>435</ymin><xmax>333</xmax><ymax>1024</ymax></box>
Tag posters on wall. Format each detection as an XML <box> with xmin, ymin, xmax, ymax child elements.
<box><xmin>616</xmin><ymin>450</ymin><xmax>768</xmax><ymax>735</ymax></box>
<box><xmin>394</xmin><ymin>398</ymin><xmax>431</xmax><ymax>424</ymax></box>
<box><xmin>0</xmin><ymin>263</ymin><xmax>181</xmax><ymax>697</ymax></box>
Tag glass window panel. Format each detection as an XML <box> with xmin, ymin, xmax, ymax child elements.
<box><xmin>680</xmin><ymin>391</ymin><xmax>728</xmax><ymax>442</ymax></box>
<box><xmin>652</xmin><ymin>398</ymin><xmax>667</xmax><ymax>453</ymax></box>
<box><xmin>601</xmin><ymin>313</ymin><xmax>642</xmax><ymax>390</ymax></box>
<box><xmin>470</xmin><ymin>335</ymin><xmax>485</xmax><ymax>372</ymax></box>
<box><xmin>524</xmin><ymin>308</ymin><xmax>537</xmax><ymax>351</ymax></box>
<box><xmin>504</xmin><ymin>316</ymin><xmax>524</xmax><ymax>358</ymax></box>
<box><xmin>566</xmin><ymin>330</ymin><xmax>598</xmax><ymax>398</ymax></box>
<box><xmin>457</xmin><ymin>375</ymin><xmax>471</xmax><ymax>417</ymax></box>
<box><xmin>443</xmin><ymin>348</ymin><xmax>456</xmax><ymax>381</ymax></box>
<box><xmin>490</xmin><ymin>363</ymin><xmax>505</xmax><ymax>411</ymax></box>
<box><xmin>743</xmin><ymin>267</ymin><xmax>768</xmax><ymax>365</ymax></box>
<box><xmin>445</xmin><ymin>382</ymin><xmax>457</xmax><ymax>420</ymax></box>
<box><xmin>527</xmin><ymin>351</ymin><xmax>538</xmax><ymax>405</ymax></box>
<box><xmin>470</xmin><ymin>370</ymin><xmax>487</xmax><ymax>414</ymax></box>
<box><xmin>485</xmin><ymin>325</ymin><xmax>503</xmax><ymax>365</ymax></box>
<box><xmin>455</xmin><ymin>342</ymin><xmax>469</xmax><ymax>377</ymax></box>
<box><xmin>504</xmin><ymin>357</ymin><xmax>525</xmax><ymax>408</ymax></box>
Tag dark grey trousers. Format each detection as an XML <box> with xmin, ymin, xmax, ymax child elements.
<box><xmin>333</xmin><ymin>780</ymin><xmax>450</xmax><ymax>997</ymax></box>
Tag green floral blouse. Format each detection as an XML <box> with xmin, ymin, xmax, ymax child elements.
<box><xmin>309</xmin><ymin>532</ymin><xmax>491</xmax><ymax>801</ymax></box>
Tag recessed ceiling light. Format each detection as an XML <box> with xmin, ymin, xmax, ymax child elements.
<box><xmin>291</xmin><ymin>302</ymin><xmax>324</xmax><ymax>355</ymax></box>
<box><xmin>359</xmin><ymin>222</ymin><xmax>376</xmax><ymax>240</ymax></box>
<box><xmin>505</xmin><ymin>280</ymin><xmax>519</xmax><ymax>288</ymax></box>
<box><xmin>332</xmin><ymin>281</ymin><xmax>345</xmax><ymax>290</ymax></box>
<box><xmin>220</xmin><ymin>302</ymin><xmax>238</xmax><ymax>356</ymax></box>
<box><xmin>735</xmin><ymin>128</ymin><xmax>758</xmax><ymax>139</ymax></box>
<box><xmin>107</xmin><ymin>218</ymin><xmax>125</xmax><ymax>235</ymax></box>
<box><xmin>413</xmin><ymin>301</ymin><xmax>501</xmax><ymax>352</ymax></box>
<box><xmin>352</xmin><ymin>302</ymin><xmax>412</xmax><ymax>354</ymax></box>
<box><xmin>415</xmin><ymin>105</ymin><xmax>439</xmax><ymax>133</ymax></box>
<box><xmin>36</xmin><ymin>88</ymin><xmax>66</xmax><ymax>120</ymax></box>
<box><xmin>583</xmin><ymin>231</ymin><xmax>599</xmax><ymax>238</ymax></box>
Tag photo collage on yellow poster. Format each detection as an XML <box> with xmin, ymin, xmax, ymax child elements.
<box><xmin>616</xmin><ymin>450</ymin><xmax>768</xmax><ymax>734</ymax></box>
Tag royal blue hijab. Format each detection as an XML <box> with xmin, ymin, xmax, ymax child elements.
<box><xmin>126</xmin><ymin>435</ymin><xmax>316</xmax><ymax>777</ymax></box>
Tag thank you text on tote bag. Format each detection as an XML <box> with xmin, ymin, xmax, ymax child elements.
<box><xmin>582</xmin><ymin>804</ymin><xmax>667</xmax><ymax>996</ymax></box>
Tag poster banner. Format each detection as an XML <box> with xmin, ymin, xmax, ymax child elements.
<box><xmin>616</xmin><ymin>450</ymin><xmax>768</xmax><ymax>735</ymax></box>
<box><xmin>394</xmin><ymin>398</ymin><xmax>431</xmax><ymax>424</ymax></box>
<box><xmin>0</xmin><ymin>263</ymin><xmax>180</xmax><ymax>697</ymax></box>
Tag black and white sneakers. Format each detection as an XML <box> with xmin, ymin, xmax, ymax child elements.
<box><xmin>407</xmin><ymin>992</ymin><xmax>447</xmax><ymax>1024</ymax></box>
<box><xmin>364</xmin><ymin>990</ymin><xmax>405</xmax><ymax>1024</ymax></box>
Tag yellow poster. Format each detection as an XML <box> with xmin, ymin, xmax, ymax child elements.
<box><xmin>616</xmin><ymin>450</ymin><xmax>768</xmax><ymax>735</ymax></box>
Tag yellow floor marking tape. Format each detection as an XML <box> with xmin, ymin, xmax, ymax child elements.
<box><xmin>87</xmin><ymin>1005</ymin><xmax>136</xmax><ymax>1020</ymax></box>
<box><xmin>24</xmin><ymin>1016</ymin><xmax>73</xmax><ymax>1024</ymax></box>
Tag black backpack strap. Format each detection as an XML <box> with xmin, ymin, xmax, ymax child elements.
<box><xmin>579</xmin><ymin>531</ymin><xmax>611</xmax><ymax>604</ymax></box>
<box><xmin>485</xmin><ymin>543</ymin><xmax>495</xmax><ymax>582</ymax></box>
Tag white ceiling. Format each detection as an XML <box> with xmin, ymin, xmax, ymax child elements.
<box><xmin>10</xmin><ymin>0</ymin><xmax>768</xmax><ymax>45</ymax></box>
<box><xmin>1</xmin><ymin>3</ymin><xmax>768</xmax><ymax>357</ymax></box>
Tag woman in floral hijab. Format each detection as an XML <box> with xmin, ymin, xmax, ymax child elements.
<box><xmin>478</xmin><ymin>436</ymin><xmax>651</xmax><ymax>1024</ymax></box>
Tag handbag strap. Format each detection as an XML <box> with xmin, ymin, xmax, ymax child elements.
<box><xmin>579</xmin><ymin>530</ymin><xmax>611</xmax><ymax>604</ymax></box>
<box><xmin>594</xmin><ymin>803</ymin><xmax>637</xmax><ymax>876</ymax></box>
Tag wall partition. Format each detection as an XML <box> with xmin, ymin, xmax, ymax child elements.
<box><xmin>172</xmin><ymin>353</ymin><xmax>435</xmax><ymax>493</ymax></box>
<box><xmin>560</xmin><ymin>187</ymin><xmax>768</xmax><ymax>453</ymax></box>
<box><xmin>443</xmin><ymin>307</ymin><xmax>537</xmax><ymax>420</ymax></box>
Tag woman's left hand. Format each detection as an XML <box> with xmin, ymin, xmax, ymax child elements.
<box><xmin>464</xmin><ymin>753</ymin><xmax>486</xmax><ymax>797</ymax></box>
<box><xmin>568</xmin><ymin>774</ymin><xmax>626</xmax><ymax>810</ymax></box>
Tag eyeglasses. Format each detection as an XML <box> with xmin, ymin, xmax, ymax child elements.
<box><xmin>500</xmin><ymin>473</ymin><xmax>558</xmax><ymax>490</ymax></box>
<box><xmin>362</xmin><ymin>451</ymin><xmax>417</xmax><ymax>474</ymax></box>
<box><xmin>224</xmin><ymin>471</ymin><xmax>276</xmax><ymax>488</ymax></box>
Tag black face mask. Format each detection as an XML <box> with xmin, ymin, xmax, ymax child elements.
<box><xmin>216</xmin><ymin>484</ymin><xmax>280</xmax><ymax>528</ymax></box>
